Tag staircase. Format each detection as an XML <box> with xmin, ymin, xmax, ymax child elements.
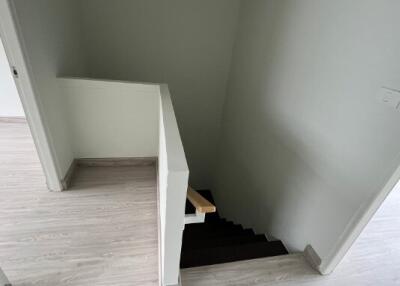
<box><xmin>181</xmin><ymin>190</ymin><xmax>288</xmax><ymax>268</ymax></box>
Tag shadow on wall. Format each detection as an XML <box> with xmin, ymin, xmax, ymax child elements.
<box><xmin>213</xmin><ymin>105</ymin><xmax>354</xmax><ymax>255</ymax></box>
<box><xmin>78</xmin><ymin>0</ymin><xmax>241</xmax><ymax>189</ymax></box>
<box><xmin>212</xmin><ymin>0</ymin><xmax>400</xmax><ymax>268</ymax></box>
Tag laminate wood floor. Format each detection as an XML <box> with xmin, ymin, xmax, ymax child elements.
<box><xmin>0</xmin><ymin>121</ymin><xmax>159</xmax><ymax>285</ymax></box>
<box><xmin>182</xmin><ymin>180</ymin><xmax>400</xmax><ymax>285</ymax></box>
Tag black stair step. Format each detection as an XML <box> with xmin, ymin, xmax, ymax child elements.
<box><xmin>184</xmin><ymin>228</ymin><xmax>255</xmax><ymax>242</ymax></box>
<box><xmin>183</xmin><ymin>228</ymin><xmax>255</xmax><ymax>248</ymax></box>
<box><xmin>180</xmin><ymin>240</ymin><xmax>288</xmax><ymax>268</ymax></box>
<box><xmin>185</xmin><ymin>218</ymin><xmax>229</xmax><ymax>226</ymax></box>
<box><xmin>185</xmin><ymin>198</ymin><xmax>196</xmax><ymax>215</ymax></box>
<box><xmin>182</xmin><ymin>234</ymin><xmax>268</xmax><ymax>250</ymax></box>
<box><xmin>204</xmin><ymin>213</ymin><xmax>221</xmax><ymax>222</ymax></box>
<box><xmin>183</xmin><ymin>229</ymin><xmax>257</xmax><ymax>253</ymax></box>
<box><xmin>184</xmin><ymin>220</ymin><xmax>234</xmax><ymax>232</ymax></box>
<box><xmin>189</xmin><ymin>218</ymin><xmax>228</xmax><ymax>227</ymax></box>
<box><xmin>183</xmin><ymin>225</ymin><xmax>247</xmax><ymax>240</ymax></box>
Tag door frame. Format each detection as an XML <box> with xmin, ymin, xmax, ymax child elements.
<box><xmin>0</xmin><ymin>0</ymin><xmax>62</xmax><ymax>191</ymax></box>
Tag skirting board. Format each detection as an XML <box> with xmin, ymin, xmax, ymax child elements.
<box><xmin>0</xmin><ymin>116</ymin><xmax>27</xmax><ymax>123</ymax></box>
<box><xmin>304</xmin><ymin>244</ymin><xmax>323</xmax><ymax>275</ymax></box>
<box><xmin>61</xmin><ymin>157</ymin><xmax>157</xmax><ymax>190</ymax></box>
<box><xmin>76</xmin><ymin>157</ymin><xmax>157</xmax><ymax>167</ymax></box>
<box><xmin>60</xmin><ymin>159</ymin><xmax>77</xmax><ymax>190</ymax></box>
<box><xmin>156</xmin><ymin>159</ymin><xmax>162</xmax><ymax>286</ymax></box>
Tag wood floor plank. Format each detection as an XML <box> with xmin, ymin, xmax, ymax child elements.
<box><xmin>0</xmin><ymin>121</ymin><xmax>159</xmax><ymax>285</ymax></box>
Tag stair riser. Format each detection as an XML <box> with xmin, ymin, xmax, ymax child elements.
<box><xmin>183</xmin><ymin>226</ymin><xmax>245</xmax><ymax>240</ymax></box>
<box><xmin>182</xmin><ymin>235</ymin><xmax>267</xmax><ymax>250</ymax></box>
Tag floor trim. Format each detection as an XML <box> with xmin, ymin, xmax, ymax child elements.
<box><xmin>156</xmin><ymin>159</ymin><xmax>162</xmax><ymax>286</ymax></box>
<box><xmin>304</xmin><ymin>245</ymin><xmax>322</xmax><ymax>274</ymax></box>
<box><xmin>0</xmin><ymin>116</ymin><xmax>26</xmax><ymax>123</ymax></box>
<box><xmin>61</xmin><ymin>157</ymin><xmax>158</xmax><ymax>190</ymax></box>
<box><xmin>60</xmin><ymin>159</ymin><xmax>77</xmax><ymax>190</ymax></box>
<box><xmin>76</xmin><ymin>157</ymin><xmax>157</xmax><ymax>167</ymax></box>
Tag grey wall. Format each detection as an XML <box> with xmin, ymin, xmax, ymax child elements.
<box><xmin>79</xmin><ymin>0</ymin><xmax>241</xmax><ymax>188</ymax></box>
<box><xmin>214</xmin><ymin>0</ymin><xmax>400</xmax><ymax>264</ymax></box>
<box><xmin>13</xmin><ymin>0</ymin><xmax>86</xmax><ymax>177</ymax></box>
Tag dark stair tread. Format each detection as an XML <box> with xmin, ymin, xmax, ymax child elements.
<box><xmin>182</xmin><ymin>234</ymin><xmax>268</xmax><ymax>250</ymax></box>
<box><xmin>184</xmin><ymin>228</ymin><xmax>255</xmax><ymax>242</ymax></box>
<box><xmin>182</xmin><ymin>189</ymin><xmax>289</xmax><ymax>268</ymax></box>
<box><xmin>185</xmin><ymin>198</ymin><xmax>196</xmax><ymax>215</ymax></box>
<box><xmin>186</xmin><ymin>218</ymin><xmax>228</xmax><ymax>226</ymax></box>
<box><xmin>183</xmin><ymin>225</ymin><xmax>249</xmax><ymax>240</ymax></box>
<box><xmin>180</xmin><ymin>240</ymin><xmax>288</xmax><ymax>268</ymax></box>
<box><xmin>184</xmin><ymin>220</ymin><xmax>234</xmax><ymax>232</ymax></box>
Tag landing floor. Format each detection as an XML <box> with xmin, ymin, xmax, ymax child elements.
<box><xmin>0</xmin><ymin>121</ymin><xmax>159</xmax><ymax>285</ymax></box>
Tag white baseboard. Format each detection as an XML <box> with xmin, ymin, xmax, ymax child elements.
<box><xmin>0</xmin><ymin>116</ymin><xmax>26</xmax><ymax>123</ymax></box>
<box><xmin>304</xmin><ymin>245</ymin><xmax>323</xmax><ymax>275</ymax></box>
<box><xmin>76</xmin><ymin>157</ymin><xmax>157</xmax><ymax>167</ymax></box>
<box><xmin>61</xmin><ymin>159</ymin><xmax>77</xmax><ymax>190</ymax></box>
<box><xmin>61</xmin><ymin>157</ymin><xmax>157</xmax><ymax>191</ymax></box>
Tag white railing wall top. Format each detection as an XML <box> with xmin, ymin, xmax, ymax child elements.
<box><xmin>158</xmin><ymin>84</ymin><xmax>189</xmax><ymax>286</ymax></box>
<box><xmin>159</xmin><ymin>84</ymin><xmax>188</xmax><ymax>172</ymax></box>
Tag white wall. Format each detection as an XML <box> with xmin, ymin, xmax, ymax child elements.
<box><xmin>58</xmin><ymin>78</ymin><xmax>159</xmax><ymax>158</ymax></box>
<box><xmin>12</xmin><ymin>0</ymin><xmax>86</xmax><ymax>178</ymax></box>
<box><xmin>0</xmin><ymin>38</ymin><xmax>24</xmax><ymax>117</ymax></box>
<box><xmin>214</xmin><ymin>0</ymin><xmax>400</xmax><ymax>269</ymax></box>
<box><xmin>158</xmin><ymin>84</ymin><xmax>189</xmax><ymax>286</ymax></box>
<box><xmin>79</xmin><ymin>0</ymin><xmax>240</xmax><ymax>188</ymax></box>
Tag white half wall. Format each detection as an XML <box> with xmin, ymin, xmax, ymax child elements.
<box><xmin>214</xmin><ymin>0</ymin><xmax>400</xmax><ymax>273</ymax></box>
<box><xmin>158</xmin><ymin>84</ymin><xmax>189</xmax><ymax>286</ymax></box>
<box><xmin>0</xmin><ymin>38</ymin><xmax>24</xmax><ymax>117</ymax></box>
<box><xmin>58</xmin><ymin>78</ymin><xmax>159</xmax><ymax>158</ymax></box>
